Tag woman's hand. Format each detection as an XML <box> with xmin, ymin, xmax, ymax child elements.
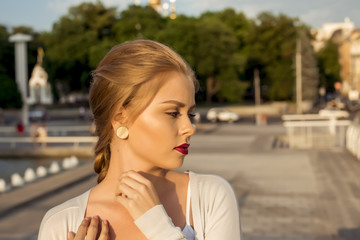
<box><xmin>67</xmin><ymin>216</ymin><xmax>109</xmax><ymax>240</ymax></box>
<box><xmin>115</xmin><ymin>170</ymin><xmax>161</xmax><ymax>220</ymax></box>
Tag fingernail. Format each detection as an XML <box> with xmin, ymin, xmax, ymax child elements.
<box><xmin>85</xmin><ymin>217</ymin><xmax>91</xmax><ymax>221</ymax></box>
<box><xmin>103</xmin><ymin>220</ymin><xmax>108</xmax><ymax>225</ymax></box>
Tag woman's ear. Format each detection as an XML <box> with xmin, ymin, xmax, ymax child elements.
<box><xmin>111</xmin><ymin>107</ymin><xmax>129</xmax><ymax>130</ymax></box>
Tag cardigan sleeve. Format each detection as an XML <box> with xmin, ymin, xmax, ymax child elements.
<box><xmin>134</xmin><ymin>204</ymin><xmax>187</xmax><ymax>240</ymax></box>
<box><xmin>196</xmin><ymin>174</ymin><xmax>242</xmax><ymax>240</ymax></box>
<box><xmin>38</xmin><ymin>211</ymin><xmax>68</xmax><ymax>240</ymax></box>
<box><xmin>38</xmin><ymin>191</ymin><xmax>89</xmax><ymax>240</ymax></box>
<box><xmin>38</xmin><ymin>206</ymin><xmax>81</xmax><ymax>240</ymax></box>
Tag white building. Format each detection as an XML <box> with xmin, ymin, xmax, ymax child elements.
<box><xmin>340</xmin><ymin>29</ymin><xmax>360</xmax><ymax>97</ymax></box>
<box><xmin>27</xmin><ymin>48</ymin><xmax>53</xmax><ymax>105</ymax></box>
<box><xmin>312</xmin><ymin>18</ymin><xmax>355</xmax><ymax>52</ymax></box>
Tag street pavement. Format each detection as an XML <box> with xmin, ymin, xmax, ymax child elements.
<box><xmin>0</xmin><ymin>123</ymin><xmax>360</xmax><ymax>240</ymax></box>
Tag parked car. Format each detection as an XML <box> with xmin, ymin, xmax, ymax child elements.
<box><xmin>206</xmin><ymin>108</ymin><xmax>240</xmax><ymax>123</ymax></box>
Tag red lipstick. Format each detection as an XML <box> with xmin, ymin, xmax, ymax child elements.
<box><xmin>174</xmin><ymin>143</ymin><xmax>190</xmax><ymax>155</ymax></box>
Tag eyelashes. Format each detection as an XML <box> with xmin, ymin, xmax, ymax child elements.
<box><xmin>166</xmin><ymin>112</ymin><xmax>196</xmax><ymax>119</ymax></box>
<box><xmin>188</xmin><ymin>113</ymin><xmax>196</xmax><ymax>119</ymax></box>
<box><xmin>167</xmin><ymin>112</ymin><xmax>180</xmax><ymax>118</ymax></box>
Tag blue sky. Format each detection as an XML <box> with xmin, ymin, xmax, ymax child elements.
<box><xmin>1</xmin><ymin>0</ymin><xmax>359</xmax><ymax>32</ymax></box>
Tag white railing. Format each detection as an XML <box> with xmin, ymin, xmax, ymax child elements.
<box><xmin>0</xmin><ymin>136</ymin><xmax>98</xmax><ymax>148</ymax></box>
<box><xmin>346</xmin><ymin>125</ymin><xmax>360</xmax><ymax>160</ymax></box>
<box><xmin>282</xmin><ymin>114</ymin><xmax>330</xmax><ymax>121</ymax></box>
<box><xmin>283</xmin><ymin>120</ymin><xmax>351</xmax><ymax>149</ymax></box>
<box><xmin>0</xmin><ymin>125</ymin><xmax>92</xmax><ymax>135</ymax></box>
<box><xmin>282</xmin><ymin>113</ymin><xmax>351</xmax><ymax>149</ymax></box>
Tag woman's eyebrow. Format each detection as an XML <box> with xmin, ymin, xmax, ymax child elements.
<box><xmin>161</xmin><ymin>100</ymin><xmax>185</xmax><ymax>107</ymax></box>
<box><xmin>161</xmin><ymin>100</ymin><xmax>196</xmax><ymax>110</ymax></box>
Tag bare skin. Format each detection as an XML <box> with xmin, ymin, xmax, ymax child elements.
<box><xmin>69</xmin><ymin>72</ymin><xmax>196</xmax><ymax>239</ymax></box>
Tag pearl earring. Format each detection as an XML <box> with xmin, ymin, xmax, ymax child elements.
<box><xmin>116</xmin><ymin>126</ymin><xmax>129</xmax><ymax>139</ymax></box>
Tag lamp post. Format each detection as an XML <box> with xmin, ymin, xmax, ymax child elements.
<box><xmin>296</xmin><ymin>38</ymin><xmax>302</xmax><ymax>114</ymax></box>
<box><xmin>254</xmin><ymin>68</ymin><xmax>263</xmax><ymax>125</ymax></box>
<box><xmin>9</xmin><ymin>33</ymin><xmax>33</xmax><ymax>127</ymax></box>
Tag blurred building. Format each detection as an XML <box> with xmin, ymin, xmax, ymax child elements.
<box><xmin>339</xmin><ymin>29</ymin><xmax>360</xmax><ymax>98</ymax></box>
<box><xmin>169</xmin><ymin>0</ymin><xmax>176</xmax><ymax>20</ymax></box>
<box><xmin>27</xmin><ymin>48</ymin><xmax>53</xmax><ymax>105</ymax></box>
<box><xmin>149</xmin><ymin>0</ymin><xmax>162</xmax><ymax>13</ymax></box>
<box><xmin>312</xmin><ymin>18</ymin><xmax>354</xmax><ymax>52</ymax></box>
<box><xmin>312</xmin><ymin>18</ymin><xmax>360</xmax><ymax>99</ymax></box>
<box><xmin>148</xmin><ymin>0</ymin><xmax>176</xmax><ymax>19</ymax></box>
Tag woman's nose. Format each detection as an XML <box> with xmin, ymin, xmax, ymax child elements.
<box><xmin>179</xmin><ymin>116</ymin><xmax>196</xmax><ymax>136</ymax></box>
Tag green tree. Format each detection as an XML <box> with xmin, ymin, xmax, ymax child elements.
<box><xmin>245</xmin><ymin>12</ymin><xmax>298</xmax><ymax>100</ymax></box>
<box><xmin>196</xmin><ymin>9</ymin><xmax>250</xmax><ymax>103</ymax></box>
<box><xmin>195</xmin><ymin>16</ymin><xmax>247</xmax><ymax>104</ymax></box>
<box><xmin>12</xmin><ymin>26</ymin><xmax>35</xmax><ymax>35</ymax></box>
<box><xmin>0</xmin><ymin>74</ymin><xmax>22</xmax><ymax>108</ymax></box>
<box><xmin>202</xmin><ymin>8</ymin><xmax>252</xmax><ymax>51</ymax></box>
<box><xmin>316</xmin><ymin>40</ymin><xmax>340</xmax><ymax>93</ymax></box>
<box><xmin>0</xmin><ymin>25</ymin><xmax>14</xmax><ymax>78</ymax></box>
<box><xmin>156</xmin><ymin>15</ymin><xmax>198</xmax><ymax>67</ymax></box>
<box><xmin>216</xmin><ymin>67</ymin><xmax>249</xmax><ymax>102</ymax></box>
<box><xmin>43</xmin><ymin>1</ymin><xmax>117</xmax><ymax>93</ymax></box>
<box><xmin>113</xmin><ymin>5</ymin><xmax>165</xmax><ymax>43</ymax></box>
<box><xmin>298</xmin><ymin>29</ymin><xmax>319</xmax><ymax>102</ymax></box>
<box><xmin>36</xmin><ymin>4</ymin><xmax>323</xmax><ymax>105</ymax></box>
<box><xmin>0</xmin><ymin>25</ymin><xmax>22</xmax><ymax>108</ymax></box>
<box><xmin>157</xmin><ymin>11</ymin><xmax>250</xmax><ymax>103</ymax></box>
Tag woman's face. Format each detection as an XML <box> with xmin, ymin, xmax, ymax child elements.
<box><xmin>126</xmin><ymin>71</ymin><xmax>196</xmax><ymax>171</ymax></box>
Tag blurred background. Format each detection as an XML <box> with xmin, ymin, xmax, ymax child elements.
<box><xmin>1</xmin><ymin>0</ymin><xmax>360</xmax><ymax>239</ymax></box>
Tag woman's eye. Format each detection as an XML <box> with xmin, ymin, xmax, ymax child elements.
<box><xmin>188</xmin><ymin>113</ymin><xmax>196</xmax><ymax>119</ymax></box>
<box><xmin>167</xmin><ymin>112</ymin><xmax>180</xmax><ymax>118</ymax></box>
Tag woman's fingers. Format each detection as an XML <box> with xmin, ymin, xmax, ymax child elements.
<box><xmin>117</xmin><ymin>173</ymin><xmax>148</xmax><ymax>193</ymax></box>
<box><xmin>115</xmin><ymin>171</ymin><xmax>161</xmax><ymax>219</ymax></box>
<box><xmin>99</xmin><ymin>220</ymin><xmax>110</xmax><ymax>240</ymax></box>
<box><xmin>116</xmin><ymin>180</ymin><xmax>138</xmax><ymax>199</ymax></box>
<box><xmin>116</xmin><ymin>171</ymin><xmax>155</xmax><ymax>198</ymax></box>
<box><xmin>67</xmin><ymin>217</ymin><xmax>90</xmax><ymax>240</ymax></box>
<box><xmin>86</xmin><ymin>216</ymin><xmax>100</xmax><ymax>239</ymax></box>
<box><xmin>67</xmin><ymin>216</ymin><xmax>110</xmax><ymax>240</ymax></box>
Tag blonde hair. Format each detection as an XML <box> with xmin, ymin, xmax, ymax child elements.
<box><xmin>89</xmin><ymin>40</ymin><xmax>198</xmax><ymax>183</ymax></box>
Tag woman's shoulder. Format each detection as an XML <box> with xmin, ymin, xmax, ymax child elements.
<box><xmin>188</xmin><ymin>172</ymin><xmax>242</xmax><ymax>239</ymax></box>
<box><xmin>44</xmin><ymin>190</ymin><xmax>89</xmax><ymax>219</ymax></box>
<box><xmin>38</xmin><ymin>190</ymin><xmax>90</xmax><ymax>239</ymax></box>
<box><xmin>189</xmin><ymin>171</ymin><xmax>233</xmax><ymax>190</ymax></box>
<box><xmin>188</xmin><ymin>172</ymin><xmax>240</xmax><ymax>227</ymax></box>
<box><xmin>189</xmin><ymin>171</ymin><xmax>236</xmax><ymax>201</ymax></box>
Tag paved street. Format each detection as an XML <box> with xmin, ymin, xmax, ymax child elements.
<box><xmin>1</xmin><ymin>123</ymin><xmax>360</xmax><ymax>239</ymax></box>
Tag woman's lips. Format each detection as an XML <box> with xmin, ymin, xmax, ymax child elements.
<box><xmin>174</xmin><ymin>143</ymin><xmax>189</xmax><ymax>155</ymax></box>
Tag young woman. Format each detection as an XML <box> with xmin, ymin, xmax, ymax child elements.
<box><xmin>38</xmin><ymin>40</ymin><xmax>241</xmax><ymax>240</ymax></box>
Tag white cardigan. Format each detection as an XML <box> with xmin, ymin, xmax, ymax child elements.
<box><xmin>38</xmin><ymin>172</ymin><xmax>241</xmax><ymax>240</ymax></box>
